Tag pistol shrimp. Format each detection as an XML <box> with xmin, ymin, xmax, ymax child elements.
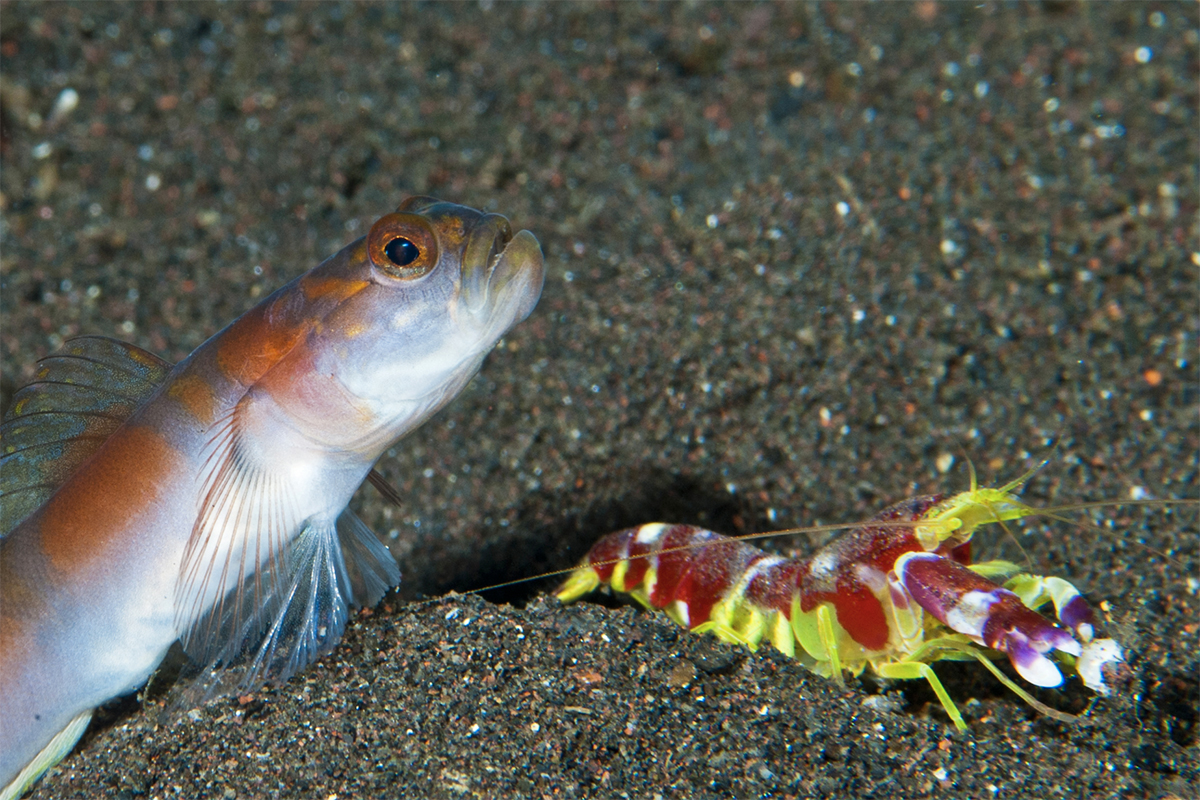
<box><xmin>555</xmin><ymin>467</ymin><xmax>1162</xmax><ymax>731</ymax></box>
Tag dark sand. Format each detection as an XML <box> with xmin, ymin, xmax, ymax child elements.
<box><xmin>1</xmin><ymin>2</ymin><xmax>1196</xmax><ymax>798</ymax></box>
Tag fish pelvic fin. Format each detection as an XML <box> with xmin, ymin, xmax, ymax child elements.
<box><xmin>336</xmin><ymin>510</ymin><xmax>402</xmax><ymax>608</ymax></box>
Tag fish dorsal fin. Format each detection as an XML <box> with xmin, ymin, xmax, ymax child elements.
<box><xmin>0</xmin><ymin>336</ymin><xmax>171</xmax><ymax>534</ymax></box>
<box><xmin>174</xmin><ymin>413</ymin><xmax>399</xmax><ymax>705</ymax></box>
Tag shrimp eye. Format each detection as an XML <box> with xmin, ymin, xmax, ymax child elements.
<box><xmin>367</xmin><ymin>212</ymin><xmax>438</xmax><ymax>279</ymax></box>
<box><xmin>384</xmin><ymin>237</ymin><xmax>420</xmax><ymax>266</ymax></box>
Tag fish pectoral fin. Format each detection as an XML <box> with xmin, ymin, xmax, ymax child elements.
<box><xmin>175</xmin><ymin>411</ymin><xmax>301</xmax><ymax>665</ymax></box>
<box><xmin>175</xmin><ymin>404</ymin><xmax>401</xmax><ymax>709</ymax></box>
<box><xmin>177</xmin><ymin>515</ymin><xmax>365</xmax><ymax>706</ymax></box>
<box><xmin>0</xmin><ymin>709</ymin><xmax>92</xmax><ymax>800</ymax></box>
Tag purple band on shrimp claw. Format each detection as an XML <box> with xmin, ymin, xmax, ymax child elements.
<box><xmin>1001</xmin><ymin>630</ymin><xmax>1065</xmax><ymax>688</ymax></box>
<box><xmin>983</xmin><ymin>604</ymin><xmax>1082</xmax><ymax>656</ymax></box>
<box><xmin>982</xmin><ymin>603</ymin><xmax>1083</xmax><ymax>686</ymax></box>
<box><xmin>1058</xmin><ymin>595</ymin><xmax>1096</xmax><ymax>641</ymax></box>
<box><xmin>896</xmin><ymin>551</ymin><xmax>1089</xmax><ymax>687</ymax></box>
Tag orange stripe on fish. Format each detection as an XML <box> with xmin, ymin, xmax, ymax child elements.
<box><xmin>213</xmin><ymin>296</ymin><xmax>311</xmax><ymax>387</ymax></box>
<box><xmin>167</xmin><ymin>372</ymin><xmax>221</xmax><ymax>428</ymax></box>
<box><xmin>36</xmin><ymin>424</ymin><xmax>180</xmax><ymax>575</ymax></box>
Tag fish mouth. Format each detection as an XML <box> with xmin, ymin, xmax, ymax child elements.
<box><xmin>461</xmin><ymin>213</ymin><xmax>545</xmax><ymax>325</ymax></box>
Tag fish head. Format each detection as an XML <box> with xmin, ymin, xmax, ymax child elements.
<box><xmin>162</xmin><ymin>199</ymin><xmax>540</xmax><ymax>654</ymax></box>
<box><xmin>378</xmin><ymin>195</ymin><xmax>545</xmax><ymax>330</ymax></box>
<box><xmin>276</xmin><ymin>197</ymin><xmax>544</xmax><ymax>450</ymax></box>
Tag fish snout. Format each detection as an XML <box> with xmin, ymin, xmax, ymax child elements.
<box><xmin>462</xmin><ymin>213</ymin><xmax>544</xmax><ymax>322</ymax></box>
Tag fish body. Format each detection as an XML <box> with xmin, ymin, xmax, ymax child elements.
<box><xmin>0</xmin><ymin>198</ymin><xmax>544</xmax><ymax>797</ymax></box>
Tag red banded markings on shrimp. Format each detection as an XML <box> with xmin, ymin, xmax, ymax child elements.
<box><xmin>0</xmin><ymin>198</ymin><xmax>545</xmax><ymax>800</ymax></box>
<box><xmin>554</xmin><ymin>471</ymin><xmax>1181</xmax><ymax>732</ymax></box>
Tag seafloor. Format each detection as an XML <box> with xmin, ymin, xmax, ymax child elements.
<box><xmin>1</xmin><ymin>2</ymin><xmax>1196</xmax><ymax>798</ymax></box>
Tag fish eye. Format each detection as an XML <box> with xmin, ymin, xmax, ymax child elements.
<box><xmin>367</xmin><ymin>213</ymin><xmax>438</xmax><ymax>279</ymax></box>
<box><xmin>384</xmin><ymin>237</ymin><xmax>420</xmax><ymax>266</ymax></box>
